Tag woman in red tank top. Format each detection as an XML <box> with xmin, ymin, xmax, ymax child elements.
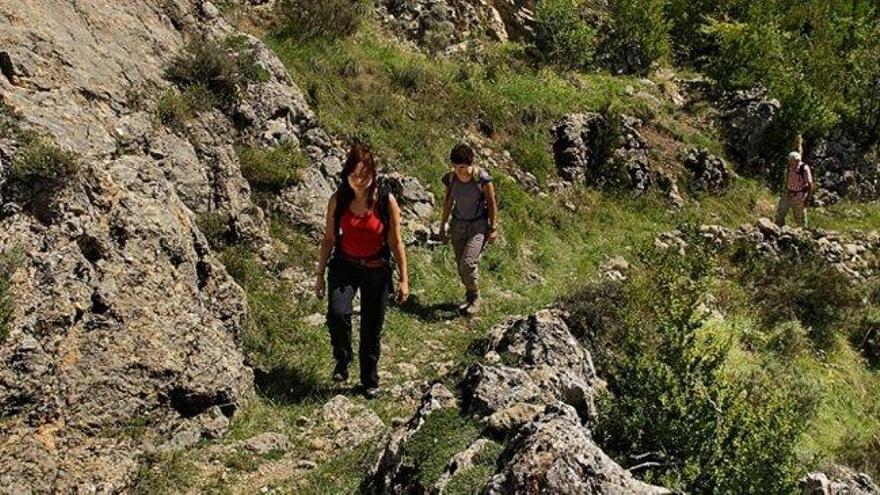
<box><xmin>314</xmin><ymin>144</ymin><xmax>409</xmax><ymax>399</ymax></box>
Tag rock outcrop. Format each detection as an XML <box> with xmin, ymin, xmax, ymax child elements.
<box><xmin>801</xmin><ymin>466</ymin><xmax>880</xmax><ymax>495</ymax></box>
<box><xmin>376</xmin><ymin>0</ymin><xmax>522</xmax><ymax>51</ymax></box>
<box><xmin>552</xmin><ymin>113</ymin><xmax>652</xmax><ymax>196</ymax></box>
<box><xmin>809</xmin><ymin>131</ymin><xmax>880</xmax><ymax>205</ymax></box>
<box><xmin>719</xmin><ymin>87</ymin><xmax>780</xmax><ymax>176</ymax></box>
<box><xmin>683</xmin><ymin>147</ymin><xmax>734</xmax><ymax>193</ymax></box>
<box><xmin>0</xmin><ymin>0</ymin><xmax>338</xmax><ymax>490</ymax></box>
<box><xmin>655</xmin><ymin>219</ymin><xmax>880</xmax><ymax>280</ymax></box>
<box><xmin>363</xmin><ymin>310</ymin><xmax>670</xmax><ymax>494</ymax></box>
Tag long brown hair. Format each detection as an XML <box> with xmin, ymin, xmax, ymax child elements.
<box><xmin>337</xmin><ymin>143</ymin><xmax>378</xmax><ymax>215</ymax></box>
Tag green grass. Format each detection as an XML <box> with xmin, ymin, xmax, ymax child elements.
<box><xmin>401</xmin><ymin>409</ymin><xmax>484</xmax><ymax>489</ymax></box>
<box><xmin>136</xmin><ymin>18</ymin><xmax>880</xmax><ymax>493</ymax></box>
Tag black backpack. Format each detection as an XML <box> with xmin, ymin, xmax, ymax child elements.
<box><xmin>333</xmin><ymin>177</ymin><xmax>392</xmax><ymax>262</ymax></box>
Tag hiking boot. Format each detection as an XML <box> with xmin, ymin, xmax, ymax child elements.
<box><xmin>332</xmin><ymin>362</ymin><xmax>349</xmax><ymax>383</ymax></box>
<box><xmin>460</xmin><ymin>290</ymin><xmax>479</xmax><ymax>316</ymax></box>
<box><xmin>363</xmin><ymin>386</ymin><xmax>381</xmax><ymax>399</ymax></box>
<box><xmin>463</xmin><ymin>297</ymin><xmax>480</xmax><ymax>316</ymax></box>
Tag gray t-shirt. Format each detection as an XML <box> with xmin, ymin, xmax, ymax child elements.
<box><xmin>443</xmin><ymin>168</ymin><xmax>492</xmax><ymax>221</ymax></box>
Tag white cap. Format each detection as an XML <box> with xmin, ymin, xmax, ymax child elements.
<box><xmin>788</xmin><ymin>151</ymin><xmax>801</xmax><ymax>161</ymax></box>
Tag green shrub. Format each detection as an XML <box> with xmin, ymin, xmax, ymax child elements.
<box><xmin>835</xmin><ymin>432</ymin><xmax>880</xmax><ymax>481</ymax></box>
<box><xmin>196</xmin><ymin>211</ymin><xmax>232</xmax><ymax>249</ymax></box>
<box><xmin>567</xmin><ymin>245</ymin><xmax>813</xmax><ymax>493</ymax></box>
<box><xmin>600</xmin><ymin>0</ymin><xmax>670</xmax><ymax>74</ymax></box>
<box><xmin>853</xmin><ymin>308</ymin><xmax>880</xmax><ymax>368</ymax></box>
<box><xmin>277</xmin><ymin>0</ymin><xmax>369</xmax><ymax>42</ymax></box>
<box><xmin>10</xmin><ymin>137</ymin><xmax>80</xmax><ymax>185</ymax></box>
<box><xmin>155</xmin><ymin>90</ymin><xmax>195</xmax><ymax>131</ymax></box>
<box><xmin>533</xmin><ymin>0</ymin><xmax>598</xmax><ymax>70</ymax></box>
<box><xmin>165</xmin><ymin>35</ymin><xmax>269</xmax><ymax>107</ymax></box>
<box><xmin>733</xmin><ymin>251</ymin><xmax>864</xmax><ymax>349</ymax></box>
<box><xmin>236</xmin><ymin>142</ymin><xmax>307</xmax><ymax>192</ymax></box>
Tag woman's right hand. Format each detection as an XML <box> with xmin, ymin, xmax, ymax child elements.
<box><xmin>315</xmin><ymin>274</ymin><xmax>325</xmax><ymax>299</ymax></box>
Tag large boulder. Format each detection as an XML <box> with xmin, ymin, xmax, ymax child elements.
<box><xmin>363</xmin><ymin>310</ymin><xmax>668</xmax><ymax>494</ymax></box>
<box><xmin>808</xmin><ymin>131</ymin><xmax>880</xmax><ymax>205</ymax></box>
<box><xmin>719</xmin><ymin>87</ymin><xmax>780</xmax><ymax>176</ymax></box>
<box><xmin>683</xmin><ymin>147</ymin><xmax>734</xmax><ymax>193</ymax></box>
<box><xmin>0</xmin><ymin>0</ymin><xmax>340</xmax><ymax>490</ymax></box>
<box><xmin>485</xmin><ymin>403</ymin><xmax>673</xmax><ymax>495</ymax></box>
<box><xmin>551</xmin><ymin>113</ymin><xmax>652</xmax><ymax>196</ymax></box>
<box><xmin>462</xmin><ymin>309</ymin><xmax>599</xmax><ymax>423</ymax></box>
<box><xmin>801</xmin><ymin>466</ymin><xmax>880</xmax><ymax>495</ymax></box>
<box><xmin>377</xmin><ymin>0</ymin><xmax>511</xmax><ymax>50</ymax></box>
<box><xmin>0</xmin><ymin>156</ymin><xmax>253</xmax><ymax>492</ymax></box>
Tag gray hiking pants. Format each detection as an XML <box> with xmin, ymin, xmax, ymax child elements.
<box><xmin>450</xmin><ymin>218</ymin><xmax>488</xmax><ymax>294</ymax></box>
<box><xmin>775</xmin><ymin>193</ymin><xmax>807</xmax><ymax>227</ymax></box>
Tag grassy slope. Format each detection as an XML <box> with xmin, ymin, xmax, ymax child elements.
<box><xmin>135</xmin><ymin>24</ymin><xmax>880</xmax><ymax>493</ymax></box>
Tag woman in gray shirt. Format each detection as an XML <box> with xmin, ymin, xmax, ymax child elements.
<box><xmin>439</xmin><ymin>143</ymin><xmax>498</xmax><ymax>315</ymax></box>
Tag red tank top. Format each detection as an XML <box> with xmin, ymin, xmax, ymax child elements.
<box><xmin>339</xmin><ymin>206</ymin><xmax>386</xmax><ymax>258</ymax></box>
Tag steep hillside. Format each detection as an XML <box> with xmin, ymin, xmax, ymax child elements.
<box><xmin>1</xmin><ymin>0</ymin><xmax>879</xmax><ymax>493</ymax></box>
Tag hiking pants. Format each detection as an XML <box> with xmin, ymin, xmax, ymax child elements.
<box><xmin>326</xmin><ymin>257</ymin><xmax>392</xmax><ymax>388</ymax></box>
<box><xmin>450</xmin><ymin>218</ymin><xmax>489</xmax><ymax>294</ymax></box>
<box><xmin>775</xmin><ymin>192</ymin><xmax>807</xmax><ymax>227</ymax></box>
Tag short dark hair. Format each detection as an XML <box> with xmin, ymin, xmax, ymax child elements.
<box><xmin>450</xmin><ymin>143</ymin><xmax>474</xmax><ymax>165</ymax></box>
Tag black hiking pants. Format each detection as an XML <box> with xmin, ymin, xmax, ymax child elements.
<box><xmin>326</xmin><ymin>256</ymin><xmax>392</xmax><ymax>388</ymax></box>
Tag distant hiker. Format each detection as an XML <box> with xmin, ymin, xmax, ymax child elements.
<box><xmin>438</xmin><ymin>143</ymin><xmax>498</xmax><ymax>316</ymax></box>
<box><xmin>315</xmin><ymin>144</ymin><xmax>409</xmax><ymax>399</ymax></box>
<box><xmin>774</xmin><ymin>150</ymin><xmax>814</xmax><ymax>227</ymax></box>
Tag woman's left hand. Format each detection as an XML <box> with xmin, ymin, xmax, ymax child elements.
<box><xmin>487</xmin><ymin>229</ymin><xmax>499</xmax><ymax>244</ymax></box>
<box><xmin>396</xmin><ymin>279</ymin><xmax>410</xmax><ymax>304</ymax></box>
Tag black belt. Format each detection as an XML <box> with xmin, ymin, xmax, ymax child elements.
<box><xmin>452</xmin><ymin>216</ymin><xmax>488</xmax><ymax>222</ymax></box>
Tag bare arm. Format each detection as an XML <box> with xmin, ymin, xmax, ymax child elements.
<box><xmin>483</xmin><ymin>182</ymin><xmax>498</xmax><ymax>232</ymax></box>
<box><xmin>314</xmin><ymin>194</ymin><xmax>337</xmax><ymax>298</ymax></box>
<box><xmin>386</xmin><ymin>194</ymin><xmax>409</xmax><ymax>302</ymax></box>
<box><xmin>440</xmin><ymin>185</ymin><xmax>453</xmax><ymax>231</ymax></box>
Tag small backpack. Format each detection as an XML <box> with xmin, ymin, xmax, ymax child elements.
<box><xmin>443</xmin><ymin>167</ymin><xmax>491</xmax><ymax>220</ymax></box>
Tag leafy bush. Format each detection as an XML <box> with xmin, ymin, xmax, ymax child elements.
<box><xmin>853</xmin><ymin>308</ymin><xmax>880</xmax><ymax>368</ymax></box>
<box><xmin>277</xmin><ymin>0</ymin><xmax>369</xmax><ymax>42</ymax></box>
<box><xmin>10</xmin><ymin>136</ymin><xmax>80</xmax><ymax>185</ymax></box>
<box><xmin>533</xmin><ymin>0</ymin><xmax>598</xmax><ymax>69</ymax></box>
<box><xmin>733</xmin><ymin>250</ymin><xmax>864</xmax><ymax>349</ymax></box>
<box><xmin>600</xmin><ymin>0</ymin><xmax>670</xmax><ymax>74</ymax></box>
<box><xmin>567</xmin><ymin>246</ymin><xmax>814</xmax><ymax>494</ymax></box>
<box><xmin>165</xmin><ymin>35</ymin><xmax>269</xmax><ymax>107</ymax></box>
<box><xmin>237</xmin><ymin>142</ymin><xmax>307</xmax><ymax>193</ymax></box>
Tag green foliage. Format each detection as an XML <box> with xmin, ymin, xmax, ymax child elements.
<box><xmin>236</xmin><ymin>142</ymin><xmax>307</xmax><ymax>193</ymax></box>
<box><xmin>533</xmin><ymin>0</ymin><xmax>598</xmax><ymax>70</ymax></box>
<box><xmin>277</xmin><ymin>0</ymin><xmax>370</xmax><ymax>43</ymax></box>
<box><xmin>600</xmin><ymin>0</ymin><xmax>670</xmax><ymax>74</ymax></box>
<box><xmin>401</xmin><ymin>409</ymin><xmax>483</xmax><ymax>489</ymax></box>
<box><xmin>134</xmin><ymin>450</ymin><xmax>198</xmax><ymax>494</ymax></box>
<box><xmin>9</xmin><ymin>136</ymin><xmax>80</xmax><ymax>185</ymax></box>
<box><xmin>443</xmin><ymin>440</ymin><xmax>503</xmax><ymax>495</ymax></box>
<box><xmin>568</xmin><ymin>246</ymin><xmax>813</xmax><ymax>494</ymax></box>
<box><xmin>852</xmin><ymin>308</ymin><xmax>880</xmax><ymax>368</ymax></box>
<box><xmin>196</xmin><ymin>211</ymin><xmax>231</xmax><ymax>250</ymax></box>
<box><xmin>732</xmin><ymin>248</ymin><xmax>865</xmax><ymax>349</ymax></box>
<box><xmin>702</xmin><ymin>1</ymin><xmax>880</xmax><ymax>146</ymax></box>
<box><xmin>165</xmin><ymin>35</ymin><xmax>269</xmax><ymax>107</ymax></box>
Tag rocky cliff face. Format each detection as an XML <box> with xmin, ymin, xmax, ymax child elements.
<box><xmin>0</xmin><ymin>0</ymin><xmax>335</xmax><ymax>491</ymax></box>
